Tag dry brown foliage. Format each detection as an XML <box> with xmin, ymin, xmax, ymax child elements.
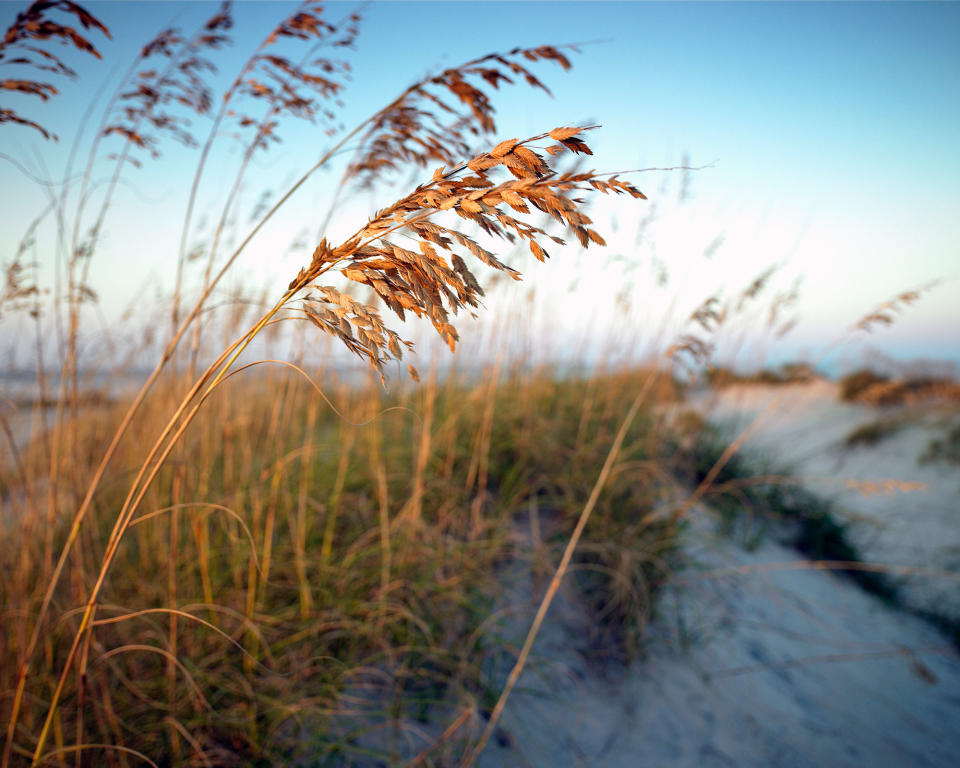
<box><xmin>853</xmin><ymin>282</ymin><xmax>937</xmax><ymax>334</ymax></box>
<box><xmin>843</xmin><ymin>478</ymin><xmax>929</xmax><ymax>497</ymax></box>
<box><xmin>853</xmin><ymin>377</ymin><xmax>960</xmax><ymax>406</ymax></box>
<box><xmin>102</xmin><ymin>2</ymin><xmax>233</xmax><ymax>158</ymax></box>
<box><xmin>668</xmin><ymin>263</ymin><xmax>805</xmax><ymax>375</ymax></box>
<box><xmin>0</xmin><ymin>0</ymin><xmax>109</xmax><ymax>140</ymax></box>
<box><xmin>345</xmin><ymin>44</ymin><xmax>580</xmax><ymax>186</ymax></box>
<box><xmin>287</xmin><ymin>126</ymin><xmax>646</xmax><ymax>381</ymax></box>
<box><xmin>230</xmin><ymin>1</ymin><xmax>360</xmax><ymax>151</ymax></box>
<box><xmin>668</xmin><ymin>295</ymin><xmax>726</xmax><ymax>372</ymax></box>
<box><xmin>0</xmin><ymin>212</ymin><xmax>46</xmax><ymax>317</ymax></box>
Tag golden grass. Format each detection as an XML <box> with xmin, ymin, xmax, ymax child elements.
<box><xmin>1</xmin><ymin>2</ymin><xmax>663</xmax><ymax>764</ymax></box>
<box><xmin>2</xmin><ymin>2</ymin><xmax>952</xmax><ymax>766</ymax></box>
<box><xmin>1</xmin><ymin>362</ymin><xmax>691</xmax><ymax>765</ymax></box>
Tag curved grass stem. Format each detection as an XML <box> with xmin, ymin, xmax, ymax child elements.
<box><xmin>29</xmin><ymin>284</ymin><xmax>300</xmax><ymax>765</ymax></box>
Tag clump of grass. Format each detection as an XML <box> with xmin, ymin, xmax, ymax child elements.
<box><xmin>919</xmin><ymin>422</ymin><xmax>960</xmax><ymax>466</ymax></box>
<box><xmin>870</xmin><ymin>378</ymin><xmax>960</xmax><ymax>406</ymax></box>
<box><xmin>682</xmin><ymin>412</ymin><xmax>960</xmax><ymax>651</ymax></box>
<box><xmin>844</xmin><ymin>416</ymin><xmax>904</xmax><ymax>448</ymax></box>
<box><xmin>706</xmin><ymin>361</ymin><xmax>815</xmax><ymax>388</ymax></box>
<box><xmin>678</xmin><ymin>419</ymin><xmax>900</xmax><ymax>602</ymax></box>
<box><xmin>839</xmin><ymin>369</ymin><xmax>960</xmax><ymax>406</ymax></box>
<box><xmin>2</xmin><ymin>1</ymin><xmax>664</xmax><ymax>763</ymax></box>
<box><xmin>839</xmin><ymin>368</ymin><xmax>890</xmax><ymax>401</ymax></box>
<box><xmin>1</xmin><ymin>362</ymin><xmax>687</xmax><ymax>764</ymax></box>
<box><xmin>482</xmin><ymin>368</ymin><xmax>686</xmax><ymax>664</ymax></box>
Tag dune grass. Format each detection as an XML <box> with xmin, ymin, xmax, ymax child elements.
<box><xmin>1</xmin><ymin>360</ymin><xmax>695</xmax><ymax>764</ymax></box>
<box><xmin>1</xmin><ymin>4</ymin><xmax>668</xmax><ymax>763</ymax></box>
<box><xmin>3</xmin><ymin>2</ymin><xmax>954</xmax><ymax>765</ymax></box>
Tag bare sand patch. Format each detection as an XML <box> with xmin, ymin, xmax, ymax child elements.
<box><xmin>689</xmin><ymin>380</ymin><xmax>960</xmax><ymax>623</ymax></box>
<box><xmin>479</xmin><ymin>512</ymin><xmax>960</xmax><ymax>767</ymax></box>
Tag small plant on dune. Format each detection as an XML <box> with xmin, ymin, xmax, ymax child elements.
<box><xmin>844</xmin><ymin>417</ymin><xmax>904</xmax><ymax>448</ymax></box>
<box><xmin>919</xmin><ymin>422</ymin><xmax>960</xmax><ymax>466</ymax></box>
<box><xmin>840</xmin><ymin>368</ymin><xmax>891</xmax><ymax>401</ymax></box>
<box><xmin>1</xmin><ymin>1</ymin><xmax>655</xmax><ymax>764</ymax></box>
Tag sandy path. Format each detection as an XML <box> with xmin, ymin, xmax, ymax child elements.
<box><xmin>477</xmin><ymin>382</ymin><xmax>959</xmax><ymax>766</ymax></box>
<box><xmin>688</xmin><ymin>380</ymin><xmax>960</xmax><ymax>623</ymax></box>
<box><xmin>479</xmin><ymin>514</ymin><xmax>960</xmax><ymax>767</ymax></box>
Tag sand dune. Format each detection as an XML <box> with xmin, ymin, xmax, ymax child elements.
<box><xmin>479</xmin><ymin>381</ymin><xmax>960</xmax><ymax>766</ymax></box>
<box><xmin>690</xmin><ymin>380</ymin><xmax>960</xmax><ymax>622</ymax></box>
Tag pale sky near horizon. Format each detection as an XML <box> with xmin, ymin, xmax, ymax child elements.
<box><xmin>1</xmin><ymin>1</ymin><xmax>958</xmax><ymax>373</ymax></box>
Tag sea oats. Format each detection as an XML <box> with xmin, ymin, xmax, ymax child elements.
<box><xmin>285</xmin><ymin>127</ymin><xmax>645</xmax><ymax>379</ymax></box>
<box><xmin>0</xmin><ymin>0</ymin><xmax>109</xmax><ymax>140</ymax></box>
<box><xmin>345</xmin><ymin>44</ymin><xmax>582</xmax><ymax>187</ymax></box>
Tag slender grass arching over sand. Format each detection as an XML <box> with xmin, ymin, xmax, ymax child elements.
<box><xmin>2</xmin><ymin>2</ymin><xmax>659</xmax><ymax>764</ymax></box>
<box><xmin>28</xmin><ymin>124</ymin><xmax>648</xmax><ymax>765</ymax></box>
<box><xmin>3</xmin><ymin>2</ymin><xmax>959</xmax><ymax>767</ymax></box>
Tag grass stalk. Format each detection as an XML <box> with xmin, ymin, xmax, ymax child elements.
<box><xmin>464</xmin><ymin>371</ymin><xmax>657</xmax><ymax>766</ymax></box>
<box><xmin>29</xmin><ymin>285</ymin><xmax>301</xmax><ymax>764</ymax></box>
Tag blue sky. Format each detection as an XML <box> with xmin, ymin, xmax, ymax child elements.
<box><xmin>1</xmin><ymin>1</ymin><xmax>958</xmax><ymax>372</ymax></box>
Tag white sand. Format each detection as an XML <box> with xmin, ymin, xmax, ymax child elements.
<box><xmin>478</xmin><ymin>512</ymin><xmax>960</xmax><ymax>767</ymax></box>
<box><xmin>687</xmin><ymin>380</ymin><xmax>960</xmax><ymax>622</ymax></box>
<box><xmin>470</xmin><ymin>382</ymin><xmax>960</xmax><ymax>766</ymax></box>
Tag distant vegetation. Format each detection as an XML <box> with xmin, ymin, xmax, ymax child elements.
<box><xmin>839</xmin><ymin>369</ymin><xmax>891</xmax><ymax>401</ymax></box>
<box><xmin>839</xmin><ymin>369</ymin><xmax>960</xmax><ymax>406</ymax></box>
<box><xmin>844</xmin><ymin>417</ymin><xmax>905</xmax><ymax>448</ymax></box>
<box><xmin>920</xmin><ymin>422</ymin><xmax>960</xmax><ymax>466</ymax></box>
<box><xmin>705</xmin><ymin>362</ymin><xmax>816</xmax><ymax>388</ymax></box>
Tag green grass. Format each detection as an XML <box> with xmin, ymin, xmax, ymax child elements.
<box><xmin>683</xmin><ymin>417</ymin><xmax>960</xmax><ymax>650</ymax></box>
<box><xmin>681</xmin><ymin>420</ymin><xmax>900</xmax><ymax>602</ymax></box>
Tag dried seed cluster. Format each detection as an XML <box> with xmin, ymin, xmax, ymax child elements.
<box><xmin>0</xmin><ymin>0</ymin><xmax>110</xmax><ymax>140</ymax></box>
<box><xmin>853</xmin><ymin>285</ymin><xmax>933</xmax><ymax>334</ymax></box>
<box><xmin>104</xmin><ymin>3</ymin><xmax>233</xmax><ymax>159</ymax></box>
<box><xmin>346</xmin><ymin>44</ymin><xmax>578</xmax><ymax>186</ymax></box>
<box><xmin>289</xmin><ymin>127</ymin><xmax>647</xmax><ymax>381</ymax></box>
<box><xmin>669</xmin><ymin>267</ymin><xmax>805</xmax><ymax>373</ymax></box>
<box><xmin>231</xmin><ymin>2</ymin><xmax>360</xmax><ymax>150</ymax></box>
<box><xmin>101</xmin><ymin>1</ymin><xmax>360</xmax><ymax>161</ymax></box>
